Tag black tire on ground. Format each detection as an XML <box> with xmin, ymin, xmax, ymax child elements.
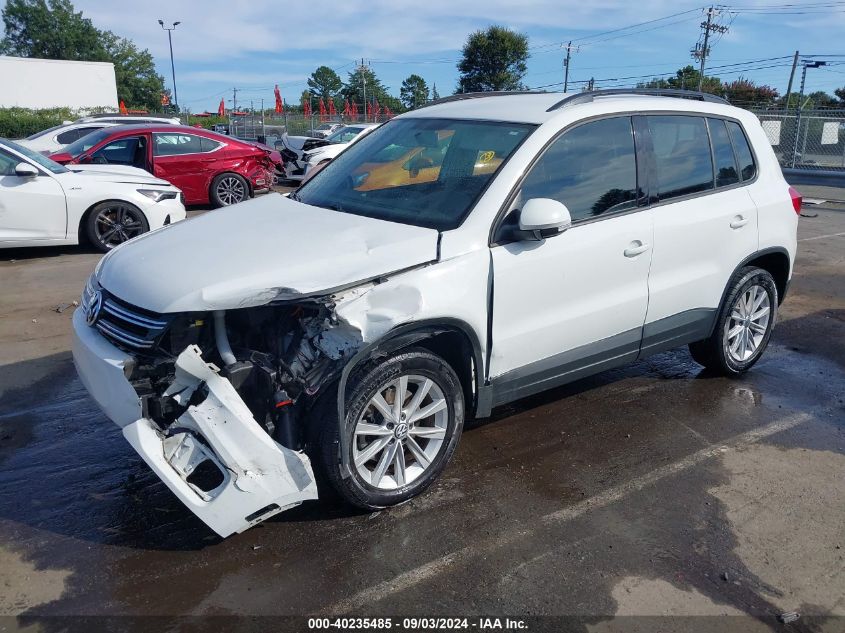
<box><xmin>689</xmin><ymin>266</ymin><xmax>778</xmax><ymax>376</ymax></box>
<box><xmin>210</xmin><ymin>173</ymin><xmax>249</xmax><ymax>207</ymax></box>
<box><xmin>314</xmin><ymin>348</ymin><xmax>465</xmax><ymax>510</ymax></box>
<box><xmin>84</xmin><ymin>201</ymin><xmax>149</xmax><ymax>253</ymax></box>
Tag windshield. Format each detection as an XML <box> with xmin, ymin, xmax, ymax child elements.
<box><xmin>63</xmin><ymin>127</ymin><xmax>114</xmax><ymax>156</ymax></box>
<box><xmin>294</xmin><ymin>118</ymin><xmax>535</xmax><ymax>231</ymax></box>
<box><xmin>2</xmin><ymin>139</ymin><xmax>68</xmax><ymax>174</ymax></box>
<box><xmin>326</xmin><ymin>126</ymin><xmax>364</xmax><ymax>144</ymax></box>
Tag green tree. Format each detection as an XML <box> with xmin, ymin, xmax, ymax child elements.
<box><xmin>400</xmin><ymin>74</ymin><xmax>429</xmax><ymax>108</ymax></box>
<box><xmin>431</xmin><ymin>83</ymin><xmax>441</xmax><ymax>100</ymax></box>
<box><xmin>722</xmin><ymin>78</ymin><xmax>778</xmax><ymax>107</ymax></box>
<box><xmin>342</xmin><ymin>66</ymin><xmax>389</xmax><ymax>106</ymax></box>
<box><xmin>0</xmin><ymin>0</ymin><xmax>101</xmax><ymax>59</ymax></box>
<box><xmin>638</xmin><ymin>66</ymin><xmax>722</xmax><ymax>95</ymax></box>
<box><xmin>457</xmin><ymin>25</ymin><xmax>529</xmax><ymax>93</ymax></box>
<box><xmin>1</xmin><ymin>0</ymin><xmax>165</xmax><ymax>109</ymax></box>
<box><xmin>307</xmin><ymin>65</ymin><xmax>342</xmax><ymax>102</ymax></box>
<box><xmin>835</xmin><ymin>87</ymin><xmax>845</xmax><ymax>104</ymax></box>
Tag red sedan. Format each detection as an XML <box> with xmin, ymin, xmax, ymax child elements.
<box><xmin>50</xmin><ymin>125</ymin><xmax>279</xmax><ymax>207</ymax></box>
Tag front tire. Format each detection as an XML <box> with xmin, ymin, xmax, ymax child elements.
<box><xmin>85</xmin><ymin>201</ymin><xmax>149</xmax><ymax>252</ymax></box>
<box><xmin>689</xmin><ymin>266</ymin><xmax>778</xmax><ymax>376</ymax></box>
<box><xmin>317</xmin><ymin>349</ymin><xmax>465</xmax><ymax>510</ymax></box>
<box><xmin>210</xmin><ymin>173</ymin><xmax>249</xmax><ymax>207</ymax></box>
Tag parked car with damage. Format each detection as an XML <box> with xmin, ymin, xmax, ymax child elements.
<box><xmin>72</xmin><ymin>90</ymin><xmax>799</xmax><ymax>537</ymax></box>
<box><xmin>0</xmin><ymin>138</ymin><xmax>185</xmax><ymax>251</ymax></box>
<box><xmin>49</xmin><ymin>125</ymin><xmax>276</xmax><ymax>207</ymax></box>
<box><xmin>311</xmin><ymin>122</ymin><xmax>344</xmax><ymax>139</ymax></box>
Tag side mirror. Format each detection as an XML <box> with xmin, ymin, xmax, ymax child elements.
<box><xmin>14</xmin><ymin>163</ymin><xmax>39</xmax><ymax>178</ymax></box>
<box><xmin>49</xmin><ymin>152</ymin><xmax>73</xmax><ymax>164</ymax></box>
<box><xmin>518</xmin><ymin>198</ymin><xmax>572</xmax><ymax>240</ymax></box>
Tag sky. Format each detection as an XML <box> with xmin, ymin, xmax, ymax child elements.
<box><xmin>60</xmin><ymin>0</ymin><xmax>845</xmax><ymax>111</ymax></box>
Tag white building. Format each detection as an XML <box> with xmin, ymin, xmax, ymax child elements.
<box><xmin>0</xmin><ymin>56</ymin><xmax>118</xmax><ymax>110</ymax></box>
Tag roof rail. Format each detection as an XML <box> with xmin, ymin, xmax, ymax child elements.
<box><xmin>546</xmin><ymin>89</ymin><xmax>729</xmax><ymax>112</ymax></box>
<box><xmin>421</xmin><ymin>90</ymin><xmax>549</xmax><ymax>108</ymax></box>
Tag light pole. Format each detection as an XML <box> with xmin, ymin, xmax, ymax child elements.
<box><xmin>158</xmin><ymin>20</ymin><xmax>180</xmax><ymax>110</ymax></box>
<box><xmin>791</xmin><ymin>59</ymin><xmax>827</xmax><ymax>167</ymax></box>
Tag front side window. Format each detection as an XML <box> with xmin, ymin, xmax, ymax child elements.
<box><xmin>708</xmin><ymin>118</ymin><xmax>740</xmax><ymax>188</ymax></box>
<box><xmin>726</xmin><ymin>121</ymin><xmax>757</xmax><ymax>181</ymax></box>
<box><xmin>295</xmin><ymin>118</ymin><xmax>534</xmax><ymax>230</ymax></box>
<box><xmin>2</xmin><ymin>140</ymin><xmax>67</xmax><ymax>174</ymax></box>
<box><xmin>153</xmin><ymin>133</ymin><xmax>206</xmax><ymax>156</ymax></box>
<box><xmin>0</xmin><ymin>148</ymin><xmax>18</xmax><ymax>175</ymax></box>
<box><xmin>92</xmin><ymin>136</ymin><xmax>145</xmax><ymax>166</ymax></box>
<box><xmin>648</xmin><ymin>115</ymin><xmax>714</xmax><ymax>201</ymax></box>
<box><xmin>520</xmin><ymin>116</ymin><xmax>639</xmax><ymax>222</ymax></box>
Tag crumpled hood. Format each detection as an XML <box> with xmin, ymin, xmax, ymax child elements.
<box><xmin>96</xmin><ymin>193</ymin><xmax>439</xmax><ymax>313</ymax></box>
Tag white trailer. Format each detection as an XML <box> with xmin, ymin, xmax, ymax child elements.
<box><xmin>0</xmin><ymin>55</ymin><xmax>118</xmax><ymax>110</ymax></box>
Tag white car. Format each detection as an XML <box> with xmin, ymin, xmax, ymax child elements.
<box><xmin>16</xmin><ymin>115</ymin><xmax>181</xmax><ymax>155</ymax></box>
<box><xmin>0</xmin><ymin>138</ymin><xmax>186</xmax><ymax>252</ymax></box>
<box><xmin>301</xmin><ymin>123</ymin><xmax>380</xmax><ymax>174</ymax></box>
<box><xmin>310</xmin><ymin>122</ymin><xmax>344</xmax><ymax>139</ymax></box>
<box><xmin>72</xmin><ymin>90</ymin><xmax>798</xmax><ymax>537</ymax></box>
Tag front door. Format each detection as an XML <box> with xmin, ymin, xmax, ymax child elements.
<box><xmin>90</xmin><ymin>134</ymin><xmax>151</xmax><ymax>171</ymax></box>
<box><xmin>490</xmin><ymin>116</ymin><xmax>653</xmax><ymax>405</ymax></box>
<box><xmin>0</xmin><ymin>149</ymin><xmax>67</xmax><ymax>242</ymax></box>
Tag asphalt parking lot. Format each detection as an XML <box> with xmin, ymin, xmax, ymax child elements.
<box><xmin>0</xmin><ymin>187</ymin><xmax>843</xmax><ymax>628</ymax></box>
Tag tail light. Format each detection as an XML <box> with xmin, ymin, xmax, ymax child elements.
<box><xmin>789</xmin><ymin>186</ymin><xmax>802</xmax><ymax>215</ymax></box>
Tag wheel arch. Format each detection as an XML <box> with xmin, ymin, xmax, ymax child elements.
<box><xmin>335</xmin><ymin>318</ymin><xmax>487</xmax><ymax>476</ymax></box>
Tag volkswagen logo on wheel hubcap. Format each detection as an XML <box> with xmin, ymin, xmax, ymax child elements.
<box><xmin>394</xmin><ymin>422</ymin><xmax>409</xmax><ymax>440</ymax></box>
<box><xmin>86</xmin><ymin>290</ymin><xmax>103</xmax><ymax>326</ymax></box>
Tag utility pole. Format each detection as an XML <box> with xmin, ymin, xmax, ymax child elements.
<box><xmin>563</xmin><ymin>41</ymin><xmax>577</xmax><ymax>92</ymax></box>
<box><xmin>785</xmin><ymin>50</ymin><xmax>799</xmax><ymax>110</ymax></box>
<box><xmin>691</xmin><ymin>6</ymin><xmax>729</xmax><ymax>92</ymax></box>
<box><xmin>358</xmin><ymin>58</ymin><xmax>368</xmax><ymax>122</ymax></box>
<box><xmin>232</xmin><ymin>87</ymin><xmax>239</xmax><ymax>112</ymax></box>
<box><xmin>158</xmin><ymin>20</ymin><xmax>181</xmax><ymax>109</ymax></box>
<box><xmin>792</xmin><ymin>59</ymin><xmax>827</xmax><ymax>167</ymax></box>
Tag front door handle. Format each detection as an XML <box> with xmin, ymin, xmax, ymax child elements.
<box><xmin>730</xmin><ymin>215</ymin><xmax>750</xmax><ymax>229</ymax></box>
<box><xmin>624</xmin><ymin>240</ymin><xmax>651</xmax><ymax>258</ymax></box>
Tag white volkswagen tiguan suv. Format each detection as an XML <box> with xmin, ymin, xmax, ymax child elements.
<box><xmin>72</xmin><ymin>90</ymin><xmax>800</xmax><ymax>537</ymax></box>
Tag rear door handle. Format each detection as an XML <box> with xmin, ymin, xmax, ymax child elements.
<box><xmin>730</xmin><ymin>215</ymin><xmax>750</xmax><ymax>229</ymax></box>
<box><xmin>624</xmin><ymin>240</ymin><xmax>651</xmax><ymax>258</ymax></box>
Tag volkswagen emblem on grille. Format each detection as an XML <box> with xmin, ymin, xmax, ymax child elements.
<box><xmin>86</xmin><ymin>290</ymin><xmax>103</xmax><ymax>326</ymax></box>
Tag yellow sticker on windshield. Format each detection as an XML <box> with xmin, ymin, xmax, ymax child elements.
<box><xmin>478</xmin><ymin>150</ymin><xmax>495</xmax><ymax>163</ymax></box>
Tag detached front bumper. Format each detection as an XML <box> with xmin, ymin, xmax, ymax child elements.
<box><xmin>71</xmin><ymin>309</ymin><xmax>318</xmax><ymax>537</ymax></box>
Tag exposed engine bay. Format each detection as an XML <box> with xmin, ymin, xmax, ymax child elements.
<box><xmin>129</xmin><ymin>300</ymin><xmax>364</xmax><ymax>452</ymax></box>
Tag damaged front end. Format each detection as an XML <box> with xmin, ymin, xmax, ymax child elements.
<box><xmin>75</xmin><ymin>285</ymin><xmax>365</xmax><ymax>537</ymax></box>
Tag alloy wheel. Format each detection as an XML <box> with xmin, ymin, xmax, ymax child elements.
<box><xmin>216</xmin><ymin>176</ymin><xmax>246</xmax><ymax>205</ymax></box>
<box><xmin>352</xmin><ymin>374</ymin><xmax>449</xmax><ymax>490</ymax></box>
<box><xmin>94</xmin><ymin>205</ymin><xmax>145</xmax><ymax>248</ymax></box>
<box><xmin>724</xmin><ymin>284</ymin><xmax>771</xmax><ymax>362</ymax></box>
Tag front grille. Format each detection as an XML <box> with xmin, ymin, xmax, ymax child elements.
<box><xmin>96</xmin><ymin>292</ymin><xmax>171</xmax><ymax>352</ymax></box>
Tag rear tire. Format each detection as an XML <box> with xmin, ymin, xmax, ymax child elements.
<box><xmin>210</xmin><ymin>173</ymin><xmax>249</xmax><ymax>207</ymax></box>
<box><xmin>689</xmin><ymin>266</ymin><xmax>778</xmax><ymax>376</ymax></box>
<box><xmin>315</xmin><ymin>349</ymin><xmax>464</xmax><ymax>510</ymax></box>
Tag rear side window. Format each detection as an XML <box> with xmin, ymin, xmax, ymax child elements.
<box><xmin>57</xmin><ymin>126</ymin><xmax>102</xmax><ymax>144</ymax></box>
<box><xmin>153</xmin><ymin>133</ymin><xmax>205</xmax><ymax>156</ymax></box>
<box><xmin>708</xmin><ymin>118</ymin><xmax>740</xmax><ymax>188</ymax></box>
<box><xmin>726</xmin><ymin>121</ymin><xmax>757</xmax><ymax>181</ymax></box>
<box><xmin>200</xmin><ymin>137</ymin><xmax>223</xmax><ymax>152</ymax></box>
<box><xmin>520</xmin><ymin>116</ymin><xmax>639</xmax><ymax>222</ymax></box>
<box><xmin>648</xmin><ymin>116</ymin><xmax>713</xmax><ymax>201</ymax></box>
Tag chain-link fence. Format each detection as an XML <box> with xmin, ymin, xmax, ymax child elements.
<box><xmin>750</xmin><ymin>108</ymin><xmax>845</xmax><ymax>170</ymax></box>
<box><xmin>224</xmin><ymin>112</ymin><xmax>390</xmax><ymax>143</ymax></box>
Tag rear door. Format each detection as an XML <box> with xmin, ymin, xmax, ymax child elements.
<box><xmin>0</xmin><ymin>148</ymin><xmax>67</xmax><ymax>242</ymax></box>
<box><xmin>153</xmin><ymin>132</ymin><xmax>224</xmax><ymax>203</ymax></box>
<box><xmin>641</xmin><ymin>115</ymin><xmax>759</xmax><ymax>354</ymax></box>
